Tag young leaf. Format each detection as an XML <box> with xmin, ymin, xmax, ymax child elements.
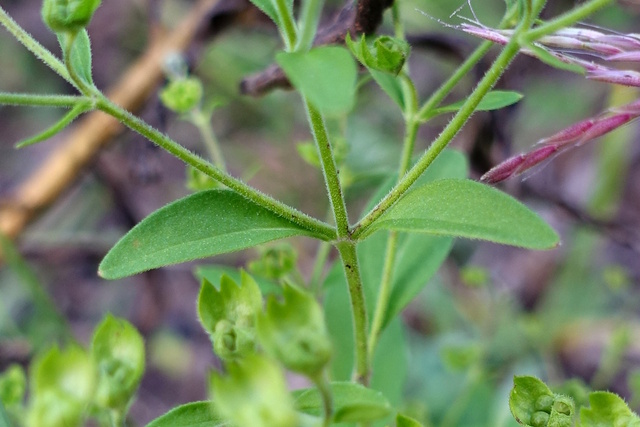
<box><xmin>293</xmin><ymin>382</ymin><xmax>392</xmax><ymax>423</ymax></box>
<box><xmin>370</xmin><ymin>70</ymin><xmax>405</xmax><ymax>111</ymax></box>
<box><xmin>145</xmin><ymin>402</ymin><xmax>225</xmax><ymax>427</ymax></box>
<box><xmin>276</xmin><ymin>47</ymin><xmax>357</xmax><ymax>115</ymax></box>
<box><xmin>580</xmin><ymin>392</ymin><xmax>640</xmax><ymax>427</ymax></box>
<box><xmin>510</xmin><ymin>376</ymin><xmax>575</xmax><ymax>427</ymax></box>
<box><xmin>364</xmin><ymin>179</ymin><xmax>559</xmax><ymax>249</ymax></box>
<box><xmin>396</xmin><ymin>413</ymin><xmax>424</xmax><ymax>427</ymax></box>
<box><xmin>99</xmin><ymin>190</ymin><xmax>323</xmax><ymax>279</ymax></box>
<box><xmin>15</xmin><ymin>102</ymin><xmax>91</xmax><ymax>148</ymax></box>
<box><xmin>418</xmin><ymin>90</ymin><xmax>523</xmax><ymax>122</ymax></box>
<box><xmin>245</xmin><ymin>0</ymin><xmax>293</xmax><ymax>28</ymax></box>
<box><xmin>57</xmin><ymin>29</ymin><xmax>95</xmax><ymax>87</ymax></box>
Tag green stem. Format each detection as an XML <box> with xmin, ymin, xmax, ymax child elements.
<box><xmin>353</xmin><ymin>22</ymin><xmax>532</xmax><ymax>240</ymax></box>
<box><xmin>295</xmin><ymin>0</ymin><xmax>324</xmax><ymax>52</ymax></box>
<box><xmin>96</xmin><ymin>96</ymin><xmax>336</xmax><ymax>240</ymax></box>
<box><xmin>336</xmin><ymin>241</ymin><xmax>369</xmax><ymax>384</ymax></box>
<box><xmin>304</xmin><ymin>98</ymin><xmax>350</xmax><ymax>237</ymax></box>
<box><xmin>313</xmin><ymin>373</ymin><xmax>333</xmax><ymax>427</ymax></box>
<box><xmin>367</xmin><ymin>77</ymin><xmax>419</xmax><ymax>357</ymax></box>
<box><xmin>0</xmin><ymin>7</ymin><xmax>75</xmax><ymax>88</ymax></box>
<box><xmin>275</xmin><ymin>0</ymin><xmax>298</xmax><ymax>51</ymax></box>
<box><xmin>524</xmin><ymin>0</ymin><xmax>613</xmax><ymax>41</ymax></box>
<box><xmin>191</xmin><ymin>110</ymin><xmax>226</xmax><ymax>172</ymax></box>
<box><xmin>0</xmin><ymin>93</ymin><xmax>89</xmax><ymax>107</ymax></box>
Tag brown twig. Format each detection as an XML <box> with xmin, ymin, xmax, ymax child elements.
<box><xmin>0</xmin><ymin>0</ymin><xmax>219</xmax><ymax>243</ymax></box>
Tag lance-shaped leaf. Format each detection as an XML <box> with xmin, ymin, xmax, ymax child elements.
<box><xmin>15</xmin><ymin>102</ymin><xmax>91</xmax><ymax>148</ymax></box>
<box><xmin>57</xmin><ymin>29</ymin><xmax>95</xmax><ymax>87</ymax></box>
<box><xmin>145</xmin><ymin>402</ymin><xmax>225</xmax><ymax>427</ymax></box>
<box><xmin>418</xmin><ymin>90</ymin><xmax>523</xmax><ymax>122</ymax></box>
<box><xmin>293</xmin><ymin>382</ymin><xmax>392</xmax><ymax>423</ymax></box>
<box><xmin>363</xmin><ymin>179</ymin><xmax>558</xmax><ymax>249</ymax></box>
<box><xmin>99</xmin><ymin>190</ymin><xmax>323</xmax><ymax>279</ymax></box>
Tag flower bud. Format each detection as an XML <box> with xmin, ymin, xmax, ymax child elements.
<box><xmin>160</xmin><ymin>77</ymin><xmax>203</xmax><ymax>114</ymax></box>
<box><xmin>210</xmin><ymin>355</ymin><xmax>298</xmax><ymax>427</ymax></box>
<box><xmin>257</xmin><ymin>284</ymin><xmax>332</xmax><ymax>377</ymax></box>
<box><xmin>346</xmin><ymin>34</ymin><xmax>410</xmax><ymax>75</ymax></box>
<box><xmin>42</xmin><ymin>0</ymin><xmax>102</xmax><ymax>33</ymax></box>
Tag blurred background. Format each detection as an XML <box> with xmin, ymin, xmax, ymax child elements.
<box><xmin>1</xmin><ymin>0</ymin><xmax>640</xmax><ymax>425</ymax></box>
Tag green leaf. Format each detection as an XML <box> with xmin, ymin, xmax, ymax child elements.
<box><xmin>246</xmin><ymin>0</ymin><xmax>292</xmax><ymax>28</ymax></box>
<box><xmin>296</xmin><ymin>142</ymin><xmax>321</xmax><ymax>168</ymax></box>
<box><xmin>509</xmin><ymin>376</ymin><xmax>575</xmax><ymax>427</ymax></box>
<box><xmin>294</xmin><ymin>382</ymin><xmax>392</xmax><ymax>423</ymax></box>
<box><xmin>364</xmin><ymin>179</ymin><xmax>559</xmax><ymax>249</ymax></box>
<box><xmin>195</xmin><ymin>264</ymin><xmax>281</xmax><ymax>295</ymax></box>
<box><xmin>525</xmin><ymin>43</ymin><xmax>586</xmax><ymax>75</ymax></box>
<box><xmin>91</xmin><ymin>314</ymin><xmax>145</xmax><ymax>411</ymax></box>
<box><xmin>0</xmin><ymin>365</ymin><xmax>25</xmax><ymax>408</ymax></box>
<box><xmin>396</xmin><ymin>413</ymin><xmax>424</xmax><ymax>427</ymax></box>
<box><xmin>145</xmin><ymin>402</ymin><xmax>224</xmax><ymax>427</ymax></box>
<box><xmin>99</xmin><ymin>190</ymin><xmax>322</xmax><ymax>279</ymax></box>
<box><xmin>277</xmin><ymin>47</ymin><xmax>357</xmax><ymax>115</ymax></box>
<box><xmin>58</xmin><ymin>30</ymin><xmax>95</xmax><ymax>86</ymax></box>
<box><xmin>15</xmin><ymin>102</ymin><xmax>91</xmax><ymax>148</ymax></box>
<box><xmin>370</xmin><ymin>70</ymin><xmax>405</xmax><ymax>111</ymax></box>
<box><xmin>580</xmin><ymin>392</ymin><xmax>640</xmax><ymax>427</ymax></box>
<box><xmin>419</xmin><ymin>90</ymin><xmax>523</xmax><ymax>122</ymax></box>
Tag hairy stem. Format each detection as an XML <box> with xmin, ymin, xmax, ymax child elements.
<box><xmin>96</xmin><ymin>96</ymin><xmax>336</xmax><ymax>240</ymax></box>
<box><xmin>191</xmin><ymin>110</ymin><xmax>226</xmax><ymax>172</ymax></box>
<box><xmin>336</xmin><ymin>241</ymin><xmax>370</xmax><ymax>384</ymax></box>
<box><xmin>367</xmin><ymin>76</ymin><xmax>419</xmax><ymax>357</ymax></box>
<box><xmin>0</xmin><ymin>93</ymin><xmax>89</xmax><ymax>107</ymax></box>
<box><xmin>0</xmin><ymin>6</ymin><xmax>75</xmax><ymax>88</ymax></box>
<box><xmin>525</xmin><ymin>0</ymin><xmax>613</xmax><ymax>41</ymax></box>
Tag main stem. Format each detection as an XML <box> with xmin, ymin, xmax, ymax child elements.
<box><xmin>304</xmin><ymin>98</ymin><xmax>369</xmax><ymax>383</ymax></box>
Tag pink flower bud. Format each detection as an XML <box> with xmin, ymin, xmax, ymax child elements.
<box><xmin>576</xmin><ymin>113</ymin><xmax>633</xmax><ymax>145</ymax></box>
<box><xmin>587</xmin><ymin>69</ymin><xmax>640</xmax><ymax>86</ymax></box>
<box><xmin>537</xmin><ymin>118</ymin><xmax>596</xmax><ymax>146</ymax></box>
<box><xmin>460</xmin><ymin>24</ymin><xmax>509</xmax><ymax>45</ymax></box>
<box><xmin>480</xmin><ymin>154</ymin><xmax>526</xmax><ymax>184</ymax></box>
<box><xmin>519</xmin><ymin>145</ymin><xmax>560</xmax><ymax>172</ymax></box>
<box><xmin>606</xmin><ymin>51</ymin><xmax>640</xmax><ymax>62</ymax></box>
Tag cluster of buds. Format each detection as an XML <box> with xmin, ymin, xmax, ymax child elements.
<box><xmin>458</xmin><ymin>22</ymin><xmax>640</xmax><ymax>183</ymax></box>
<box><xmin>461</xmin><ymin>23</ymin><xmax>640</xmax><ymax>87</ymax></box>
<box><xmin>481</xmin><ymin>99</ymin><xmax>640</xmax><ymax>183</ymax></box>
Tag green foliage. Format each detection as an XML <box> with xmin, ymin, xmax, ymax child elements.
<box><xmin>91</xmin><ymin>314</ymin><xmax>145</xmax><ymax>412</ymax></box>
<box><xmin>418</xmin><ymin>91</ymin><xmax>524</xmax><ymax>122</ymax></box>
<box><xmin>509</xmin><ymin>376</ymin><xmax>575</xmax><ymax>427</ymax></box>
<box><xmin>396</xmin><ymin>413</ymin><xmax>425</xmax><ymax>427</ymax></box>
<box><xmin>364</xmin><ymin>179</ymin><xmax>559</xmax><ymax>249</ymax></box>
<box><xmin>99</xmin><ymin>190</ymin><xmax>325</xmax><ymax>279</ymax></box>
<box><xmin>41</xmin><ymin>0</ymin><xmax>101</xmax><ymax>33</ymax></box>
<box><xmin>197</xmin><ymin>272</ymin><xmax>261</xmax><ymax>360</ymax></box>
<box><xmin>145</xmin><ymin>402</ymin><xmax>224</xmax><ymax>427</ymax></box>
<box><xmin>580</xmin><ymin>392</ymin><xmax>640</xmax><ymax>427</ymax></box>
<box><xmin>277</xmin><ymin>46</ymin><xmax>357</xmax><ymax>115</ymax></box>
<box><xmin>257</xmin><ymin>284</ymin><xmax>332</xmax><ymax>376</ymax></box>
<box><xmin>248</xmin><ymin>244</ymin><xmax>297</xmax><ymax>281</ymax></box>
<box><xmin>244</xmin><ymin>0</ymin><xmax>293</xmax><ymax>29</ymax></box>
<box><xmin>0</xmin><ymin>364</ymin><xmax>26</xmax><ymax>419</ymax></box>
<box><xmin>294</xmin><ymin>382</ymin><xmax>392</xmax><ymax>423</ymax></box>
<box><xmin>210</xmin><ymin>354</ymin><xmax>299</xmax><ymax>427</ymax></box>
<box><xmin>57</xmin><ymin>29</ymin><xmax>94</xmax><ymax>85</ymax></box>
<box><xmin>346</xmin><ymin>34</ymin><xmax>411</xmax><ymax>76</ymax></box>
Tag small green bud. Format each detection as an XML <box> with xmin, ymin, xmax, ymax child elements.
<box><xmin>42</xmin><ymin>0</ymin><xmax>102</xmax><ymax>33</ymax></box>
<box><xmin>552</xmin><ymin>398</ymin><xmax>572</xmax><ymax>416</ymax></box>
<box><xmin>160</xmin><ymin>77</ymin><xmax>203</xmax><ymax>114</ymax></box>
<box><xmin>91</xmin><ymin>314</ymin><xmax>145</xmax><ymax>411</ymax></box>
<box><xmin>531</xmin><ymin>411</ymin><xmax>550</xmax><ymax>427</ymax></box>
<box><xmin>210</xmin><ymin>355</ymin><xmax>298</xmax><ymax>427</ymax></box>
<box><xmin>197</xmin><ymin>272</ymin><xmax>262</xmax><ymax>360</ymax></box>
<box><xmin>257</xmin><ymin>284</ymin><xmax>332</xmax><ymax>377</ymax></box>
<box><xmin>346</xmin><ymin>34</ymin><xmax>410</xmax><ymax>76</ymax></box>
<box><xmin>27</xmin><ymin>345</ymin><xmax>95</xmax><ymax>427</ymax></box>
<box><xmin>535</xmin><ymin>395</ymin><xmax>554</xmax><ymax>413</ymax></box>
